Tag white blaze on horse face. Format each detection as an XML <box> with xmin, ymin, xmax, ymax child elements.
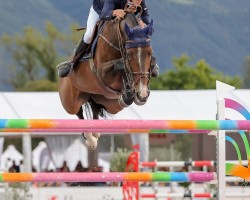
<box><xmin>137</xmin><ymin>47</ymin><xmax>148</xmax><ymax>99</ymax></box>
<box><xmin>137</xmin><ymin>47</ymin><xmax>142</xmax><ymax>69</ymax></box>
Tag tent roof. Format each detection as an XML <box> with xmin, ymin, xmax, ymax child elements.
<box><xmin>0</xmin><ymin>89</ymin><xmax>249</xmax><ymax>120</ymax></box>
<box><xmin>0</xmin><ymin>145</ymin><xmax>23</xmax><ymax>170</ymax></box>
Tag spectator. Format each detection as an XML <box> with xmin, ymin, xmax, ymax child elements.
<box><xmin>19</xmin><ymin>160</ymin><xmax>24</xmax><ymax>172</ymax></box>
<box><xmin>74</xmin><ymin>161</ymin><xmax>85</xmax><ymax>172</ymax></box>
<box><xmin>9</xmin><ymin>160</ymin><xmax>20</xmax><ymax>172</ymax></box>
<box><xmin>59</xmin><ymin>161</ymin><xmax>70</xmax><ymax>172</ymax></box>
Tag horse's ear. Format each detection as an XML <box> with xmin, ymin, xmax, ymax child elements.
<box><xmin>144</xmin><ymin>20</ymin><xmax>154</xmax><ymax>36</ymax></box>
<box><xmin>124</xmin><ymin>22</ymin><xmax>133</xmax><ymax>38</ymax></box>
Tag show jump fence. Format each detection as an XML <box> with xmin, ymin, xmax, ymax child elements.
<box><xmin>0</xmin><ymin>172</ymin><xmax>216</xmax><ymax>183</ymax></box>
<box><xmin>1</xmin><ymin>119</ymin><xmax>250</xmax><ymax>133</ymax></box>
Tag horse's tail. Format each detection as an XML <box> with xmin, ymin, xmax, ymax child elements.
<box><xmin>84</xmin><ymin>98</ymin><xmax>109</xmax><ymax>119</ymax></box>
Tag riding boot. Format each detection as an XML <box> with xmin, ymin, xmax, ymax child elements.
<box><xmin>150</xmin><ymin>56</ymin><xmax>159</xmax><ymax>78</ymax></box>
<box><xmin>57</xmin><ymin>40</ymin><xmax>89</xmax><ymax>78</ymax></box>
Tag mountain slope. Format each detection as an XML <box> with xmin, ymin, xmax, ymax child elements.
<box><xmin>0</xmin><ymin>0</ymin><xmax>249</xmax><ymax>89</ymax></box>
<box><xmin>0</xmin><ymin>0</ymin><xmax>74</xmax><ymax>34</ymax></box>
<box><xmin>146</xmin><ymin>0</ymin><xmax>250</xmax><ymax>74</ymax></box>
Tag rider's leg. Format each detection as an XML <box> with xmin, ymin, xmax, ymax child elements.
<box><xmin>57</xmin><ymin>6</ymin><xmax>100</xmax><ymax>78</ymax></box>
<box><xmin>57</xmin><ymin>39</ymin><xmax>89</xmax><ymax>78</ymax></box>
<box><xmin>150</xmin><ymin>55</ymin><xmax>159</xmax><ymax>78</ymax></box>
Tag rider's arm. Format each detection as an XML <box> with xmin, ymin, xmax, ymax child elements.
<box><xmin>100</xmin><ymin>0</ymin><xmax>125</xmax><ymax>20</ymax></box>
<box><xmin>140</xmin><ymin>0</ymin><xmax>150</xmax><ymax>25</ymax></box>
<box><xmin>100</xmin><ymin>0</ymin><xmax>117</xmax><ymax>20</ymax></box>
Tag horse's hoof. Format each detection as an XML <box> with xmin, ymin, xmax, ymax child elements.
<box><xmin>84</xmin><ymin>133</ymin><xmax>98</xmax><ymax>150</ymax></box>
<box><xmin>92</xmin><ymin>132</ymin><xmax>100</xmax><ymax>138</ymax></box>
<box><xmin>86</xmin><ymin>139</ymin><xmax>98</xmax><ymax>150</ymax></box>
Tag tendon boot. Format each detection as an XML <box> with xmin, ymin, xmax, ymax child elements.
<box><xmin>150</xmin><ymin>56</ymin><xmax>159</xmax><ymax>78</ymax></box>
<box><xmin>57</xmin><ymin>40</ymin><xmax>89</xmax><ymax>78</ymax></box>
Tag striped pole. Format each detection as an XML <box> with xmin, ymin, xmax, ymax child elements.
<box><xmin>1</xmin><ymin>119</ymin><xmax>250</xmax><ymax>132</ymax></box>
<box><xmin>141</xmin><ymin>193</ymin><xmax>250</xmax><ymax>198</ymax></box>
<box><xmin>140</xmin><ymin>160</ymin><xmax>248</xmax><ymax>167</ymax></box>
<box><xmin>0</xmin><ymin>172</ymin><xmax>216</xmax><ymax>183</ymax></box>
<box><xmin>141</xmin><ymin>193</ymin><xmax>216</xmax><ymax>198</ymax></box>
<box><xmin>141</xmin><ymin>161</ymin><xmax>216</xmax><ymax>167</ymax></box>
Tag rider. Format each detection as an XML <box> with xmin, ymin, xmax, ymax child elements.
<box><xmin>57</xmin><ymin>0</ymin><xmax>159</xmax><ymax>78</ymax></box>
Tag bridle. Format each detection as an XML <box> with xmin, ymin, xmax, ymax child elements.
<box><xmin>98</xmin><ymin>16</ymin><xmax>151</xmax><ymax>91</ymax></box>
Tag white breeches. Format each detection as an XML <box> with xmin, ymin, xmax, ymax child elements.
<box><xmin>83</xmin><ymin>6</ymin><xmax>100</xmax><ymax>44</ymax></box>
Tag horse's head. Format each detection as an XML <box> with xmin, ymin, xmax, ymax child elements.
<box><xmin>123</xmin><ymin>20</ymin><xmax>154</xmax><ymax>105</ymax></box>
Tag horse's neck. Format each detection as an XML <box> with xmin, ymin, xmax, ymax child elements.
<box><xmin>96</xmin><ymin>14</ymin><xmax>139</xmax><ymax>59</ymax></box>
<box><xmin>106</xmin><ymin>13</ymin><xmax>139</xmax><ymax>38</ymax></box>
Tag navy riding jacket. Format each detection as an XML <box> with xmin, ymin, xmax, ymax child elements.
<box><xmin>93</xmin><ymin>0</ymin><xmax>106</xmax><ymax>14</ymax></box>
<box><xmin>98</xmin><ymin>0</ymin><xmax>150</xmax><ymax>25</ymax></box>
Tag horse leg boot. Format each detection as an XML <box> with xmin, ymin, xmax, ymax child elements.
<box><xmin>57</xmin><ymin>39</ymin><xmax>90</xmax><ymax>78</ymax></box>
<box><xmin>150</xmin><ymin>56</ymin><xmax>159</xmax><ymax>78</ymax></box>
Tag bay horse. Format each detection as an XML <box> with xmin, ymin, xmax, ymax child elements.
<box><xmin>58</xmin><ymin>12</ymin><xmax>154</xmax><ymax>150</ymax></box>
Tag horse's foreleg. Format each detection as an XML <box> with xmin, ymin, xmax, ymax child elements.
<box><xmin>81</xmin><ymin>104</ymin><xmax>99</xmax><ymax>150</ymax></box>
<box><xmin>92</xmin><ymin>108</ymin><xmax>101</xmax><ymax>139</ymax></box>
<box><xmin>76</xmin><ymin>106</ymin><xmax>87</xmax><ymax>139</ymax></box>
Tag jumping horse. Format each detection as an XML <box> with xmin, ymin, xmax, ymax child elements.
<box><xmin>58</xmin><ymin>10</ymin><xmax>154</xmax><ymax>150</ymax></box>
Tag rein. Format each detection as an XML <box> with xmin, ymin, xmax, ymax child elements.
<box><xmin>98</xmin><ymin>33</ymin><xmax>120</xmax><ymax>51</ymax></box>
<box><xmin>117</xmin><ymin>20</ymin><xmax>134</xmax><ymax>87</ymax></box>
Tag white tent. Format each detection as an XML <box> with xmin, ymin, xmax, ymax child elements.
<box><xmin>32</xmin><ymin>139</ymin><xmax>110</xmax><ymax>172</ymax></box>
<box><xmin>0</xmin><ymin>145</ymin><xmax>23</xmax><ymax>171</ymax></box>
<box><xmin>1</xmin><ymin>90</ymin><xmax>250</xmax><ymax>121</ymax></box>
<box><xmin>0</xmin><ymin>137</ymin><xmax>4</xmax><ymax>160</ymax></box>
<box><xmin>32</xmin><ymin>141</ymin><xmax>55</xmax><ymax>172</ymax></box>
<box><xmin>0</xmin><ymin>91</ymin><xmax>218</xmax><ymax>120</ymax></box>
<box><xmin>64</xmin><ymin>138</ymin><xmax>88</xmax><ymax>171</ymax></box>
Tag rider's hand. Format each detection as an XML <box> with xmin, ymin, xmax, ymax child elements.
<box><xmin>126</xmin><ymin>4</ymin><xmax>137</xmax><ymax>13</ymax></box>
<box><xmin>112</xmin><ymin>9</ymin><xmax>126</xmax><ymax>20</ymax></box>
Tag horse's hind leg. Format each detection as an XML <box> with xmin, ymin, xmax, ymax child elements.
<box><xmin>77</xmin><ymin>104</ymin><xmax>99</xmax><ymax>150</ymax></box>
<box><xmin>76</xmin><ymin>106</ymin><xmax>84</xmax><ymax>119</ymax></box>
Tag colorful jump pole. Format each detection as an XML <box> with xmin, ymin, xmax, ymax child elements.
<box><xmin>141</xmin><ymin>193</ymin><xmax>250</xmax><ymax>198</ymax></box>
<box><xmin>0</xmin><ymin>172</ymin><xmax>216</xmax><ymax>183</ymax></box>
<box><xmin>141</xmin><ymin>193</ymin><xmax>217</xmax><ymax>198</ymax></box>
<box><xmin>140</xmin><ymin>160</ymin><xmax>248</xmax><ymax>167</ymax></box>
<box><xmin>1</xmin><ymin>119</ymin><xmax>250</xmax><ymax>132</ymax></box>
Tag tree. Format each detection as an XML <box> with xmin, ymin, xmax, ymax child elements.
<box><xmin>0</xmin><ymin>22</ymin><xmax>84</xmax><ymax>166</ymax></box>
<box><xmin>242</xmin><ymin>56</ymin><xmax>250</xmax><ymax>88</ymax></box>
<box><xmin>150</xmin><ymin>54</ymin><xmax>242</xmax><ymax>90</ymax></box>
<box><xmin>0</xmin><ymin>21</ymin><xmax>82</xmax><ymax>91</ymax></box>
